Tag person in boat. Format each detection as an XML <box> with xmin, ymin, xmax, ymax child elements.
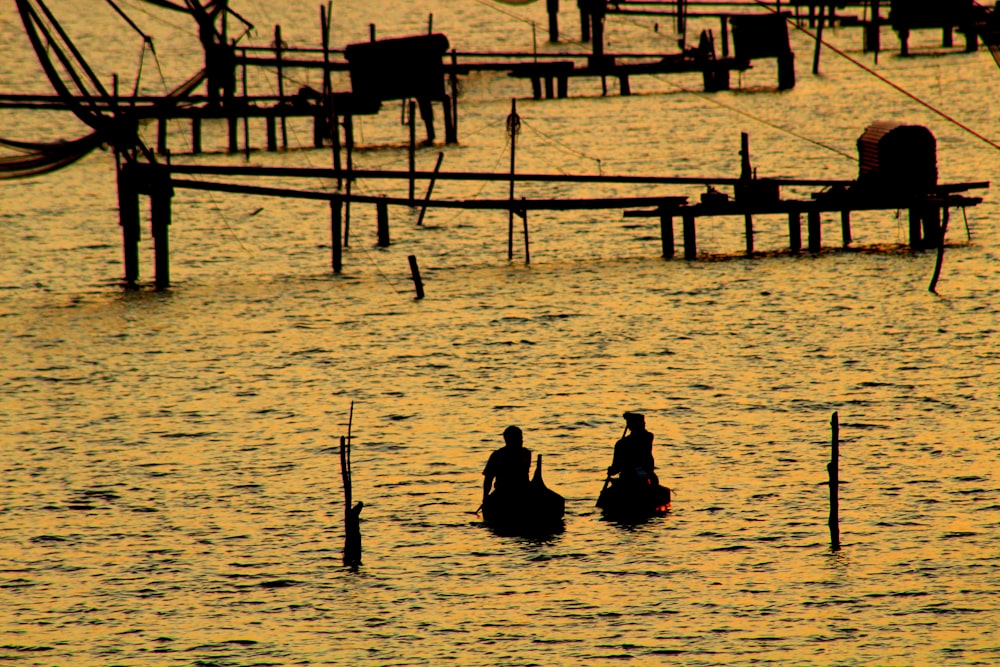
<box><xmin>607</xmin><ymin>412</ymin><xmax>659</xmax><ymax>487</ymax></box>
<box><xmin>482</xmin><ymin>425</ymin><xmax>532</xmax><ymax>507</ymax></box>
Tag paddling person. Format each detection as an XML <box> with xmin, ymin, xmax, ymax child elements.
<box><xmin>482</xmin><ymin>425</ymin><xmax>532</xmax><ymax>506</ymax></box>
<box><xmin>607</xmin><ymin>412</ymin><xmax>659</xmax><ymax>487</ymax></box>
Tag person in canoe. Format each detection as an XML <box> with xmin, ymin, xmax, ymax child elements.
<box><xmin>607</xmin><ymin>412</ymin><xmax>659</xmax><ymax>487</ymax></box>
<box><xmin>598</xmin><ymin>411</ymin><xmax>671</xmax><ymax>518</ymax></box>
<box><xmin>482</xmin><ymin>425</ymin><xmax>531</xmax><ymax>507</ymax></box>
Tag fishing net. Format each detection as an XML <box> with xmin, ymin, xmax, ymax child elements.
<box><xmin>0</xmin><ymin>133</ymin><xmax>103</xmax><ymax>179</ymax></box>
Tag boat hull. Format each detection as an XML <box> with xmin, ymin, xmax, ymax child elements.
<box><xmin>483</xmin><ymin>481</ymin><xmax>565</xmax><ymax>536</ymax></box>
<box><xmin>597</xmin><ymin>479</ymin><xmax>671</xmax><ymax>521</ymax></box>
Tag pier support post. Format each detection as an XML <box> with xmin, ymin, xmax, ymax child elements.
<box><xmin>547</xmin><ymin>0</ymin><xmax>560</xmax><ymax>42</ymax></box>
<box><xmin>266</xmin><ymin>115</ymin><xmax>277</xmax><ymax>151</ymax></box>
<box><xmin>659</xmin><ymin>210</ymin><xmax>675</xmax><ymax>259</ymax></box>
<box><xmin>408</xmin><ymin>255</ymin><xmax>425</xmax><ymax>299</ymax></box>
<box><xmin>864</xmin><ymin>0</ymin><xmax>881</xmax><ymax>54</ymax></box>
<box><xmin>331</xmin><ymin>197</ymin><xmax>343</xmax><ymax>274</ymax></box>
<box><xmin>377</xmin><ymin>198</ymin><xmax>390</xmax><ymax>247</ymax></box>
<box><xmin>744</xmin><ymin>213</ymin><xmax>754</xmax><ymax>257</ymax></box>
<box><xmin>922</xmin><ymin>205</ymin><xmax>942</xmax><ymax>247</ymax></box>
<box><xmin>777</xmin><ymin>53</ymin><xmax>796</xmax><ymax>90</ymax></box>
<box><xmin>449</xmin><ymin>51</ymin><xmax>460</xmax><ymax>143</ymax></box>
<box><xmin>828</xmin><ymin>411</ymin><xmax>841</xmax><ymax>551</ymax></box>
<box><xmin>682</xmin><ymin>215</ymin><xmax>697</xmax><ymax>259</ymax></box>
<box><xmin>117</xmin><ymin>164</ymin><xmax>141</xmax><ymax>288</ymax></box>
<box><xmin>228</xmin><ymin>115</ymin><xmax>239</xmax><ymax>153</ymax></box>
<box><xmin>191</xmin><ymin>117</ymin><xmax>202</xmax><ymax>154</ymax></box>
<box><xmin>443</xmin><ymin>95</ymin><xmax>457</xmax><ymax>144</ymax></box>
<box><xmin>808</xmin><ymin>209</ymin><xmax>821</xmax><ymax>252</ymax></box>
<box><xmin>157</xmin><ymin>117</ymin><xmax>168</xmax><ymax>155</ymax></box>
<box><xmin>150</xmin><ymin>166</ymin><xmax>174</xmax><ymax>290</ymax></box>
<box><xmin>908</xmin><ymin>207</ymin><xmax>922</xmax><ymax>250</ymax></box>
<box><xmin>408</xmin><ymin>100</ymin><xmax>417</xmax><ymax>201</ymax></box>
<box><xmin>788</xmin><ymin>211</ymin><xmax>801</xmax><ymax>253</ymax></box>
<box><xmin>840</xmin><ymin>209</ymin><xmax>852</xmax><ymax>247</ymax></box>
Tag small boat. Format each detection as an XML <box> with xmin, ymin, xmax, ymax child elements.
<box><xmin>596</xmin><ymin>477</ymin><xmax>671</xmax><ymax>521</ymax></box>
<box><xmin>482</xmin><ymin>454</ymin><xmax>565</xmax><ymax>535</ymax></box>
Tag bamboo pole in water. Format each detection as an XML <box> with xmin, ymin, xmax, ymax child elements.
<box><xmin>828</xmin><ymin>411</ymin><xmax>841</xmax><ymax>551</ymax></box>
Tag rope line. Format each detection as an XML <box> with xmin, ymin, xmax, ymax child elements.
<box><xmin>753</xmin><ymin>0</ymin><xmax>1000</xmax><ymax>153</ymax></box>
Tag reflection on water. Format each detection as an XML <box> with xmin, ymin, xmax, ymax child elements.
<box><xmin>1</xmin><ymin>1</ymin><xmax>999</xmax><ymax>665</ymax></box>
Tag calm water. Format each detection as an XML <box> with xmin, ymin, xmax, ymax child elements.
<box><xmin>1</xmin><ymin>1</ymin><xmax>999</xmax><ymax>665</ymax></box>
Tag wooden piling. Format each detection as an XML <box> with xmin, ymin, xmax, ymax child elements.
<box><xmin>744</xmin><ymin>213</ymin><xmax>754</xmax><ymax>257</ymax></box>
<box><xmin>788</xmin><ymin>211</ymin><xmax>801</xmax><ymax>252</ymax></box>
<box><xmin>507</xmin><ymin>99</ymin><xmax>520</xmax><ymax>261</ymax></box>
<box><xmin>275</xmin><ymin>24</ymin><xmax>288</xmax><ymax>148</ymax></box>
<box><xmin>828</xmin><ymin>411</ymin><xmax>841</xmax><ymax>551</ymax></box>
<box><xmin>117</xmin><ymin>163</ymin><xmax>141</xmax><ymax>288</ymax></box>
<box><xmin>191</xmin><ymin>117</ymin><xmax>202</xmax><ymax>154</ymax></box>
<box><xmin>377</xmin><ymin>198</ymin><xmax>390</xmax><ymax>247</ymax></box>
<box><xmin>547</xmin><ymin>0</ymin><xmax>560</xmax><ymax>42</ymax></box>
<box><xmin>812</xmin><ymin>4</ymin><xmax>824</xmax><ymax>74</ymax></box>
<box><xmin>228</xmin><ymin>115</ymin><xmax>239</xmax><ymax>153</ymax></box>
<box><xmin>266</xmin><ymin>115</ymin><xmax>277</xmax><ymax>151</ymax></box>
<box><xmin>908</xmin><ymin>207</ymin><xmax>922</xmax><ymax>250</ymax></box>
<box><xmin>928</xmin><ymin>207</ymin><xmax>950</xmax><ymax>294</ymax></box>
<box><xmin>408</xmin><ymin>254</ymin><xmax>425</xmax><ymax>299</ymax></box>
<box><xmin>840</xmin><ymin>209</ymin><xmax>852</xmax><ymax>247</ymax></box>
<box><xmin>449</xmin><ymin>50</ymin><xmax>459</xmax><ymax>143</ymax></box>
<box><xmin>408</xmin><ymin>100</ymin><xmax>416</xmax><ymax>201</ymax></box>
<box><xmin>331</xmin><ymin>197</ymin><xmax>342</xmax><ymax>274</ymax></box>
<box><xmin>150</xmin><ymin>167</ymin><xmax>173</xmax><ymax>290</ymax></box>
<box><xmin>340</xmin><ymin>429</ymin><xmax>362</xmax><ymax>569</ymax></box>
<box><xmin>522</xmin><ymin>203</ymin><xmax>530</xmax><ymax>265</ymax></box>
<box><xmin>659</xmin><ymin>210</ymin><xmax>675</xmax><ymax>258</ymax></box>
<box><xmin>683</xmin><ymin>214</ymin><xmax>697</xmax><ymax>259</ymax></box>
<box><xmin>417</xmin><ymin>152</ymin><xmax>444</xmax><ymax>226</ymax></box>
<box><xmin>157</xmin><ymin>117</ymin><xmax>168</xmax><ymax>155</ymax></box>
<box><xmin>808</xmin><ymin>209</ymin><xmax>821</xmax><ymax>252</ymax></box>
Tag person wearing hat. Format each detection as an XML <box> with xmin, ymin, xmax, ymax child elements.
<box><xmin>607</xmin><ymin>412</ymin><xmax>659</xmax><ymax>487</ymax></box>
<box><xmin>482</xmin><ymin>425</ymin><xmax>532</xmax><ymax>506</ymax></box>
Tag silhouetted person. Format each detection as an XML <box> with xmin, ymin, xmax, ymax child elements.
<box><xmin>608</xmin><ymin>412</ymin><xmax>659</xmax><ymax>486</ymax></box>
<box><xmin>482</xmin><ymin>425</ymin><xmax>531</xmax><ymax>506</ymax></box>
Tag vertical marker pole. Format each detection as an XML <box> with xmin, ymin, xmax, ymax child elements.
<box><xmin>828</xmin><ymin>411</ymin><xmax>841</xmax><ymax>551</ymax></box>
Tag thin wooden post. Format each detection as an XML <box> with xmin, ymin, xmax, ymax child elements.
<box><xmin>266</xmin><ymin>115</ymin><xmax>277</xmax><ymax>151</ymax></box>
<box><xmin>908</xmin><ymin>207</ymin><xmax>922</xmax><ymax>250</ymax></box>
<box><xmin>341</xmin><ymin>430</ymin><xmax>362</xmax><ymax>569</ymax></box>
<box><xmin>275</xmin><ymin>24</ymin><xmax>288</xmax><ymax>148</ymax></box>
<box><xmin>808</xmin><ymin>209</ymin><xmax>821</xmax><ymax>252</ymax></box>
<box><xmin>227</xmin><ymin>115</ymin><xmax>239</xmax><ymax>153</ymax></box>
<box><xmin>408</xmin><ymin>254</ymin><xmax>425</xmax><ymax>299</ymax></box>
<box><xmin>331</xmin><ymin>197</ymin><xmax>342</xmax><ymax>274</ymax></box>
<box><xmin>522</xmin><ymin>202</ymin><xmax>530</xmax><ymax>265</ymax></box>
<box><xmin>683</xmin><ymin>214</ymin><xmax>697</xmax><ymax>259</ymax></box>
<box><xmin>150</xmin><ymin>166</ymin><xmax>173</xmax><ymax>290</ymax></box>
<box><xmin>744</xmin><ymin>213</ymin><xmax>754</xmax><ymax>257</ymax></box>
<box><xmin>377</xmin><ymin>198</ymin><xmax>390</xmax><ymax>247</ymax></box>
<box><xmin>828</xmin><ymin>411</ymin><xmax>841</xmax><ymax>551</ymax></box>
<box><xmin>118</xmin><ymin>163</ymin><xmax>141</xmax><ymax>288</ymax></box>
<box><xmin>507</xmin><ymin>99</ymin><xmax>520</xmax><ymax>261</ymax></box>
<box><xmin>408</xmin><ymin>100</ymin><xmax>416</xmax><ymax>201</ymax></box>
<box><xmin>840</xmin><ymin>209</ymin><xmax>852</xmax><ymax>247</ymax></box>
<box><xmin>813</xmin><ymin>3</ymin><xmax>824</xmax><ymax>74</ymax></box>
<box><xmin>191</xmin><ymin>117</ymin><xmax>202</xmax><ymax>154</ymax></box>
<box><xmin>928</xmin><ymin>207</ymin><xmax>950</xmax><ymax>293</ymax></box>
<box><xmin>344</xmin><ymin>114</ymin><xmax>354</xmax><ymax>247</ymax></box>
<box><xmin>547</xmin><ymin>0</ymin><xmax>560</xmax><ymax>42</ymax></box>
<box><xmin>417</xmin><ymin>152</ymin><xmax>444</xmax><ymax>226</ymax></box>
<box><xmin>660</xmin><ymin>210</ymin><xmax>675</xmax><ymax>258</ymax></box>
<box><xmin>449</xmin><ymin>50</ymin><xmax>459</xmax><ymax>143</ymax></box>
<box><xmin>242</xmin><ymin>49</ymin><xmax>250</xmax><ymax>160</ymax></box>
<box><xmin>788</xmin><ymin>211</ymin><xmax>801</xmax><ymax>252</ymax></box>
<box><xmin>865</xmin><ymin>0</ymin><xmax>881</xmax><ymax>56</ymax></box>
<box><xmin>157</xmin><ymin>117</ymin><xmax>168</xmax><ymax>155</ymax></box>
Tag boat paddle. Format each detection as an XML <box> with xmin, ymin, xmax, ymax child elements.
<box><xmin>600</xmin><ymin>422</ymin><xmax>630</xmax><ymax>495</ymax></box>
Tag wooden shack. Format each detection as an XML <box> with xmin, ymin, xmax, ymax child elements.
<box><xmin>854</xmin><ymin>120</ymin><xmax>937</xmax><ymax>197</ymax></box>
